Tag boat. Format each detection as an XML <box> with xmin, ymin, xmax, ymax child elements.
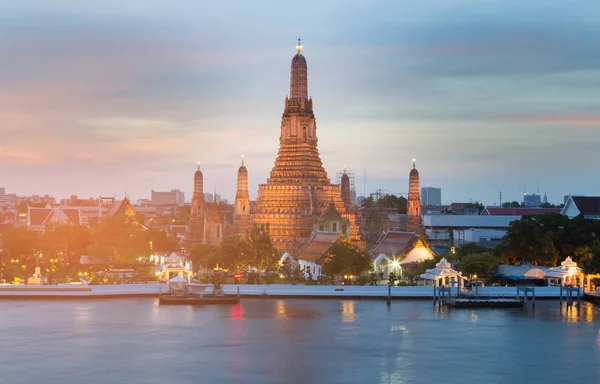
<box><xmin>158</xmin><ymin>277</ymin><xmax>239</xmax><ymax>306</ymax></box>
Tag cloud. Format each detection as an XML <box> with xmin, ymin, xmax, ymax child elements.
<box><xmin>0</xmin><ymin>147</ymin><xmax>43</xmax><ymax>164</ymax></box>
<box><xmin>0</xmin><ymin>0</ymin><xmax>599</xmax><ymax>205</ymax></box>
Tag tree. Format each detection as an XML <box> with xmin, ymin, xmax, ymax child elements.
<box><xmin>456</xmin><ymin>243</ymin><xmax>489</xmax><ymax>259</ymax></box>
<box><xmin>217</xmin><ymin>236</ymin><xmax>249</xmax><ymax>272</ymax></box>
<box><xmin>87</xmin><ymin>215</ymin><xmax>149</xmax><ymax>264</ymax></box>
<box><xmin>2</xmin><ymin>226</ymin><xmax>39</xmax><ymax>262</ymax></box>
<box><xmin>188</xmin><ymin>244</ymin><xmax>218</xmax><ymax>271</ymax></box>
<box><xmin>148</xmin><ymin>230</ymin><xmax>180</xmax><ymax>254</ymax></box>
<box><xmin>457</xmin><ymin>252</ymin><xmax>499</xmax><ymax>278</ymax></box>
<box><xmin>322</xmin><ymin>238</ymin><xmax>372</xmax><ymax>278</ymax></box>
<box><xmin>499</xmin><ymin>213</ymin><xmax>600</xmax><ymax>266</ymax></box>
<box><xmin>245</xmin><ymin>227</ymin><xmax>279</xmax><ymax>274</ymax></box>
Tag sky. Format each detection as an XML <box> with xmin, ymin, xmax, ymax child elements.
<box><xmin>1</xmin><ymin>0</ymin><xmax>599</xmax><ymax>205</ymax></box>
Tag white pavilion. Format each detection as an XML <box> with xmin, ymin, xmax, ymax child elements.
<box><xmin>157</xmin><ymin>252</ymin><xmax>193</xmax><ymax>281</ymax></box>
<box><xmin>546</xmin><ymin>257</ymin><xmax>586</xmax><ymax>289</ymax></box>
<box><xmin>420</xmin><ymin>258</ymin><xmax>466</xmax><ymax>288</ymax></box>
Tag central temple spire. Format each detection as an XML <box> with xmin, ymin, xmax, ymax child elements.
<box><xmin>250</xmin><ymin>39</ymin><xmax>362</xmax><ymax>251</ymax></box>
<box><xmin>290</xmin><ymin>38</ymin><xmax>308</xmax><ymax>100</ymax></box>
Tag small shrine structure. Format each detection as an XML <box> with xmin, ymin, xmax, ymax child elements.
<box><xmin>420</xmin><ymin>258</ymin><xmax>466</xmax><ymax>288</ymax></box>
<box><xmin>158</xmin><ymin>252</ymin><xmax>193</xmax><ymax>281</ymax></box>
<box><xmin>546</xmin><ymin>257</ymin><xmax>586</xmax><ymax>288</ymax></box>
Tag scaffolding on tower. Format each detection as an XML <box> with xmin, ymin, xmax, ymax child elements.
<box><xmin>336</xmin><ymin>169</ymin><xmax>356</xmax><ymax>207</ymax></box>
<box><xmin>356</xmin><ymin>188</ymin><xmax>409</xmax><ymax>247</ymax></box>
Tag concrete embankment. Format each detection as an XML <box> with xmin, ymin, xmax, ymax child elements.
<box><xmin>222</xmin><ymin>285</ymin><xmax>572</xmax><ymax>299</ymax></box>
<box><xmin>0</xmin><ymin>284</ymin><xmax>581</xmax><ymax>300</ymax></box>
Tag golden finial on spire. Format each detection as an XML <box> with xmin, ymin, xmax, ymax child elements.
<box><xmin>412</xmin><ymin>158</ymin><xmax>416</xmax><ymax>169</ymax></box>
<box><xmin>241</xmin><ymin>155</ymin><xmax>244</xmax><ymax>166</ymax></box>
<box><xmin>197</xmin><ymin>161</ymin><xmax>200</xmax><ymax>171</ymax></box>
<box><xmin>296</xmin><ymin>37</ymin><xmax>302</xmax><ymax>53</ymax></box>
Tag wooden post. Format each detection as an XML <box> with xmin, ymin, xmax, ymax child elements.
<box><xmin>559</xmin><ymin>285</ymin><xmax>563</xmax><ymax>303</ymax></box>
<box><xmin>387</xmin><ymin>284</ymin><xmax>391</xmax><ymax>306</ymax></box>
<box><xmin>532</xmin><ymin>287</ymin><xmax>535</xmax><ymax>307</ymax></box>
<box><xmin>237</xmin><ymin>286</ymin><xmax>240</xmax><ymax>304</ymax></box>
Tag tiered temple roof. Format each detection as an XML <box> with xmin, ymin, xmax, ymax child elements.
<box><xmin>251</xmin><ymin>40</ymin><xmax>360</xmax><ymax>252</ymax></box>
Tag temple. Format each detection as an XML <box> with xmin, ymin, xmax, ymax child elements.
<box><xmin>233</xmin><ymin>158</ymin><xmax>253</xmax><ymax>234</ymax></box>
<box><xmin>406</xmin><ymin>159</ymin><xmax>424</xmax><ymax>234</ymax></box>
<box><xmin>248</xmin><ymin>39</ymin><xmax>360</xmax><ymax>252</ymax></box>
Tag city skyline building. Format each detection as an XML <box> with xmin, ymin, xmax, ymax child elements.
<box><xmin>421</xmin><ymin>187</ymin><xmax>442</xmax><ymax>206</ymax></box>
<box><xmin>151</xmin><ymin>189</ymin><xmax>185</xmax><ymax>206</ymax></box>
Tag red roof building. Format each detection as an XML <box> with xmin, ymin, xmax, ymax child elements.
<box><xmin>562</xmin><ymin>196</ymin><xmax>600</xmax><ymax>219</ymax></box>
<box><xmin>27</xmin><ymin>207</ymin><xmax>82</xmax><ymax>231</ymax></box>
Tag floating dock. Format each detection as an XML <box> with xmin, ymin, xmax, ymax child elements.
<box><xmin>447</xmin><ymin>297</ymin><xmax>524</xmax><ymax>308</ymax></box>
<box><xmin>159</xmin><ymin>295</ymin><xmax>239</xmax><ymax>306</ymax></box>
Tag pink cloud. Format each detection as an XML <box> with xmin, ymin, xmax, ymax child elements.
<box><xmin>0</xmin><ymin>147</ymin><xmax>43</xmax><ymax>164</ymax></box>
<box><xmin>530</xmin><ymin>119</ymin><xmax>600</xmax><ymax>127</ymax></box>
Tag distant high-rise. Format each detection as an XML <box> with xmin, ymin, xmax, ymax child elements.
<box><xmin>523</xmin><ymin>192</ymin><xmax>542</xmax><ymax>207</ymax></box>
<box><xmin>0</xmin><ymin>188</ymin><xmax>15</xmax><ymax>207</ymax></box>
<box><xmin>151</xmin><ymin>189</ymin><xmax>185</xmax><ymax>206</ymax></box>
<box><xmin>421</xmin><ymin>187</ymin><xmax>441</xmax><ymax>206</ymax></box>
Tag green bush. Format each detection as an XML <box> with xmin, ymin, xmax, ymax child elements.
<box><xmin>355</xmin><ymin>276</ymin><xmax>369</xmax><ymax>286</ymax></box>
<box><xmin>247</xmin><ymin>272</ymin><xmax>260</xmax><ymax>284</ymax></box>
<box><xmin>263</xmin><ymin>275</ymin><xmax>275</xmax><ymax>284</ymax></box>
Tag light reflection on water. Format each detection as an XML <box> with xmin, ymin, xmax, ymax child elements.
<box><xmin>0</xmin><ymin>299</ymin><xmax>598</xmax><ymax>384</ymax></box>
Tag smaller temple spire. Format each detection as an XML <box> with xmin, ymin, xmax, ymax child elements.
<box><xmin>296</xmin><ymin>37</ymin><xmax>302</xmax><ymax>53</ymax></box>
<box><xmin>213</xmin><ymin>184</ymin><xmax>217</xmax><ymax>203</ymax></box>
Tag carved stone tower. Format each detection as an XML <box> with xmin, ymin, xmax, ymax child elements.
<box><xmin>340</xmin><ymin>168</ymin><xmax>352</xmax><ymax>211</ymax></box>
<box><xmin>185</xmin><ymin>163</ymin><xmax>205</xmax><ymax>249</ymax></box>
<box><xmin>406</xmin><ymin>159</ymin><xmax>423</xmax><ymax>234</ymax></box>
<box><xmin>252</xmin><ymin>39</ymin><xmax>360</xmax><ymax>252</ymax></box>
<box><xmin>235</xmin><ymin>158</ymin><xmax>250</xmax><ymax>216</ymax></box>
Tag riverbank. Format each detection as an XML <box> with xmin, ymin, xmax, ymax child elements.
<box><xmin>0</xmin><ymin>283</ymin><xmax>586</xmax><ymax>300</ymax></box>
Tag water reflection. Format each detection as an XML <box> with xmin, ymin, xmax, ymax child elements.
<box><xmin>342</xmin><ymin>301</ymin><xmax>355</xmax><ymax>323</ymax></box>
<box><xmin>230</xmin><ymin>304</ymin><xmax>244</xmax><ymax>320</ymax></box>
<box><xmin>275</xmin><ymin>300</ymin><xmax>287</xmax><ymax>320</ymax></box>
<box><xmin>74</xmin><ymin>305</ymin><xmax>90</xmax><ymax>324</ymax></box>
<box><xmin>559</xmin><ymin>302</ymin><xmax>595</xmax><ymax>323</ymax></box>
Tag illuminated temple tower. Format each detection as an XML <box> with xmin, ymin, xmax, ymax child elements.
<box><xmin>251</xmin><ymin>39</ymin><xmax>360</xmax><ymax>252</ymax></box>
<box><xmin>406</xmin><ymin>159</ymin><xmax>423</xmax><ymax>234</ymax></box>
<box><xmin>185</xmin><ymin>163</ymin><xmax>205</xmax><ymax>248</ymax></box>
<box><xmin>234</xmin><ymin>158</ymin><xmax>253</xmax><ymax>234</ymax></box>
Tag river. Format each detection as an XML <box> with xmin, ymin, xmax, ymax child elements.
<box><xmin>0</xmin><ymin>298</ymin><xmax>598</xmax><ymax>383</ymax></box>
